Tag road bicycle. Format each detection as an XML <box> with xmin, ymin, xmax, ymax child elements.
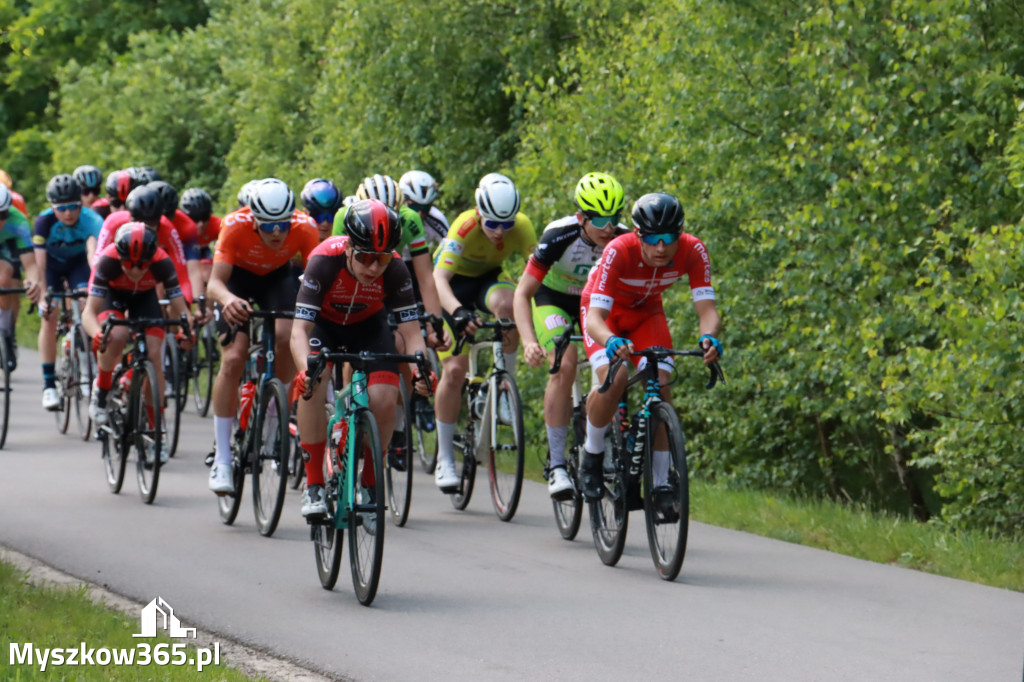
<box><xmin>590</xmin><ymin>345</ymin><xmax>723</xmax><ymax>581</ymax></box>
<box><xmin>0</xmin><ymin>286</ymin><xmax>28</xmax><ymax>448</ymax></box>
<box><xmin>411</xmin><ymin>307</ymin><xmax>442</xmax><ymax>474</ymax></box>
<box><xmin>189</xmin><ymin>296</ymin><xmax>218</xmax><ymax>417</ymax></box>
<box><xmin>215</xmin><ymin>308</ymin><xmax>293</xmax><ymax>537</ymax></box>
<box><xmin>304</xmin><ymin>348</ymin><xmax>433</xmax><ymax>606</ymax></box>
<box><xmin>48</xmin><ymin>289</ymin><xmax>95</xmax><ymax>441</ymax></box>
<box><xmin>97</xmin><ymin>315</ymin><xmax>190</xmax><ymax>504</ymax></box>
<box><xmin>447</xmin><ymin>319</ymin><xmax>525</xmax><ymax>522</ymax></box>
<box><xmin>544</xmin><ymin>326</ymin><xmax>590</xmax><ymax>541</ymax></box>
<box><xmin>157</xmin><ymin>298</ymin><xmax>187</xmax><ymax>457</ymax></box>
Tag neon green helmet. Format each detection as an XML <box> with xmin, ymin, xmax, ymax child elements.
<box><xmin>574</xmin><ymin>172</ymin><xmax>624</xmax><ymax>216</ymax></box>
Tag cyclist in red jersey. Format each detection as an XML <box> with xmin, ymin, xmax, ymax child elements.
<box><xmin>289</xmin><ymin>199</ymin><xmax>443</xmax><ymax>516</ymax></box>
<box><xmin>83</xmin><ymin>223</ymin><xmax>193</xmax><ymax>461</ymax></box>
<box><xmin>0</xmin><ymin>170</ymin><xmax>29</xmax><ymax>218</ymax></box>
<box><xmin>179</xmin><ymin>188</ymin><xmax>220</xmax><ymax>284</ymax></box>
<box><xmin>149</xmin><ymin>180</ymin><xmax>205</xmax><ymax>306</ymax></box>
<box><xmin>578</xmin><ymin>192</ymin><xmax>722</xmax><ymax>501</ymax></box>
<box><xmin>207</xmin><ymin>178</ymin><xmax>319</xmax><ymax>495</ymax></box>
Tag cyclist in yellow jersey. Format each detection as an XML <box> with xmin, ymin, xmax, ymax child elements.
<box><xmin>432</xmin><ymin>173</ymin><xmax>536</xmax><ymax>491</ymax></box>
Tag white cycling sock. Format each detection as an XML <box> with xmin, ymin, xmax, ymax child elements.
<box><xmin>214</xmin><ymin>416</ymin><xmax>234</xmax><ymax>466</ymax></box>
<box><xmin>546</xmin><ymin>424</ymin><xmax>569</xmax><ymax>468</ymax></box>
<box><xmin>584</xmin><ymin>418</ymin><xmax>608</xmax><ymax>455</ymax></box>
<box><xmin>653</xmin><ymin>449</ymin><xmax>670</xmax><ymax>487</ymax></box>
<box><xmin>436</xmin><ymin>420</ymin><xmax>456</xmax><ymax>466</ymax></box>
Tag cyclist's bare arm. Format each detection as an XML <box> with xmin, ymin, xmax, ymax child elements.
<box><xmin>17</xmin><ymin>251</ymin><xmax>41</xmax><ymax>304</ymax></box>
<box><xmin>512</xmin><ymin>270</ymin><xmax>545</xmax><ymax>368</ymax></box>
<box><xmin>410</xmin><ymin>252</ymin><xmax>442</xmax><ymax>319</ymax></box>
<box><xmin>695</xmin><ymin>298</ymin><xmax>722</xmax><ymax>363</ymax></box>
<box><xmin>206</xmin><ymin>261</ymin><xmax>250</xmax><ymax>327</ymax></box>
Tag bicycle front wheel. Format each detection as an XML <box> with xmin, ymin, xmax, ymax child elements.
<box><xmin>218</xmin><ymin>414</ymin><xmax>245</xmax><ymax>525</ymax></box>
<box><xmin>252</xmin><ymin>379</ymin><xmax>289</xmax><ymax>537</ymax></box>
<box><xmin>192</xmin><ymin>322</ymin><xmax>217</xmax><ymax>417</ymax></box>
<box><xmin>589</xmin><ymin>408</ymin><xmax>628</xmax><ymax>566</ymax></box>
<box><xmin>162</xmin><ymin>336</ymin><xmax>182</xmax><ymax>457</ymax></box>
<box><xmin>313</xmin><ymin>476</ymin><xmax>343</xmax><ymax>589</ymax></box>
<box><xmin>488</xmin><ymin>372</ymin><xmax>524</xmax><ymax>522</ymax></box>
<box><xmin>349</xmin><ymin>410</ymin><xmax>385</xmax><ymax>606</ymax></box>
<box><xmin>643</xmin><ymin>401</ymin><xmax>690</xmax><ymax>581</ymax></box>
<box><xmin>553</xmin><ymin>406</ymin><xmax>585</xmax><ymax>541</ymax></box>
<box><xmin>132</xmin><ymin>361</ymin><xmax>163</xmax><ymax>504</ymax></box>
<box><xmin>74</xmin><ymin>327</ymin><xmax>94</xmax><ymax>441</ymax></box>
<box><xmin>0</xmin><ymin>341</ymin><xmax>9</xmax><ymax>449</ymax></box>
<box><xmin>385</xmin><ymin>381</ymin><xmax>414</xmax><ymax>527</ymax></box>
<box><xmin>54</xmin><ymin>335</ymin><xmax>72</xmax><ymax>434</ymax></box>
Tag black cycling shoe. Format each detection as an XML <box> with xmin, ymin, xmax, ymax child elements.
<box><xmin>580</xmin><ymin>450</ymin><xmax>604</xmax><ymax>502</ymax></box>
<box><xmin>388</xmin><ymin>444</ymin><xmax>406</xmax><ymax>472</ymax></box>
<box><xmin>652</xmin><ymin>484</ymin><xmax>680</xmax><ymax>524</ymax></box>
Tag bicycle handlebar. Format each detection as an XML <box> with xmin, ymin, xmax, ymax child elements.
<box><xmin>453</xmin><ymin>318</ymin><xmax>517</xmax><ymax>355</ymax></box>
<box><xmin>221</xmin><ymin>307</ymin><xmax>295</xmax><ymax>347</ymax></box>
<box><xmin>303</xmin><ymin>349</ymin><xmax>434</xmax><ymax>401</ymax></box>
<box><xmin>597</xmin><ymin>345</ymin><xmax>725</xmax><ymax>394</ymax></box>
<box><xmin>548</xmin><ymin>325</ymin><xmax>585</xmax><ymax>375</ymax></box>
<box><xmin>99</xmin><ymin>314</ymin><xmax>192</xmax><ymax>348</ymax></box>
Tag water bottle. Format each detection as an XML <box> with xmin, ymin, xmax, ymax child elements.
<box><xmin>238</xmin><ymin>381</ymin><xmax>256</xmax><ymax>430</ymax></box>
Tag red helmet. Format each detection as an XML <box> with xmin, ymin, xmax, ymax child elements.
<box><xmin>114</xmin><ymin>222</ymin><xmax>158</xmax><ymax>264</ymax></box>
<box><xmin>344</xmin><ymin>198</ymin><xmax>401</xmax><ymax>253</ymax></box>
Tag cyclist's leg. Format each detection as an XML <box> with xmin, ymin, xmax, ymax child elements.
<box><xmin>481</xmin><ymin>272</ymin><xmax>518</xmax><ymax>369</ymax></box>
<box><xmin>532</xmin><ymin>300</ymin><xmax>577</xmax><ymax>469</ymax></box>
<box><xmin>39</xmin><ymin>264</ymin><xmax>68</xmax><ymax>399</ymax></box>
<box><xmin>628</xmin><ymin>308</ymin><xmax>675</xmax><ymax>486</ymax></box>
<box><xmin>210</xmin><ymin>270</ymin><xmax>253</xmax><ymax>475</ymax></box>
<box><xmin>0</xmin><ymin>257</ymin><xmax>20</xmax><ymax>367</ymax></box>
<box><xmin>92</xmin><ymin>302</ymin><xmax>131</xmax><ymax>418</ymax></box>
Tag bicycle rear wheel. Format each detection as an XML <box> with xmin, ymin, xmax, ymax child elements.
<box><xmin>192</xmin><ymin>323</ymin><xmax>217</xmax><ymax>417</ymax></box>
<box><xmin>252</xmin><ymin>379</ymin><xmax>289</xmax><ymax>537</ymax></box>
<box><xmin>415</xmin><ymin>349</ymin><xmax>440</xmax><ymax>473</ymax></box>
<box><xmin>0</xmin><ymin>341</ymin><xmax>9</xmax><ymax>449</ymax></box>
<box><xmin>73</xmin><ymin>327</ymin><xmax>94</xmax><ymax>441</ymax></box>
<box><xmin>488</xmin><ymin>372</ymin><xmax>524</xmax><ymax>522</ymax></box>
<box><xmin>589</xmin><ymin>409</ymin><xmax>628</xmax><ymax>566</ymax></box>
<box><xmin>643</xmin><ymin>401</ymin><xmax>690</xmax><ymax>581</ymax></box>
<box><xmin>313</xmin><ymin>475</ymin><xmax>343</xmax><ymax>589</ymax></box>
<box><xmin>385</xmin><ymin>382</ymin><xmax>414</xmax><ymax>527</ymax></box>
<box><xmin>54</xmin><ymin>335</ymin><xmax>72</xmax><ymax>434</ymax></box>
<box><xmin>218</xmin><ymin>415</ymin><xmax>245</xmax><ymax>525</ymax></box>
<box><xmin>553</xmin><ymin>406</ymin><xmax>585</xmax><ymax>540</ymax></box>
<box><xmin>132</xmin><ymin>361</ymin><xmax>163</xmax><ymax>504</ymax></box>
<box><xmin>349</xmin><ymin>410</ymin><xmax>385</xmax><ymax>606</ymax></box>
<box><xmin>162</xmin><ymin>336</ymin><xmax>182</xmax><ymax>458</ymax></box>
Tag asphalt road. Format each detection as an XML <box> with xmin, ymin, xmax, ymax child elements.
<box><xmin>0</xmin><ymin>349</ymin><xmax>1021</xmax><ymax>681</ymax></box>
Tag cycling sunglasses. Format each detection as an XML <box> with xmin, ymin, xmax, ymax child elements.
<box><xmin>353</xmin><ymin>251</ymin><xmax>393</xmax><ymax>267</ymax></box>
<box><xmin>82</xmin><ymin>186</ymin><xmax>101</xmax><ymax>196</ymax></box>
<box><xmin>311</xmin><ymin>213</ymin><xmax>335</xmax><ymax>225</ymax></box>
<box><xmin>408</xmin><ymin>202</ymin><xmax>433</xmax><ymax>213</ymax></box>
<box><xmin>640</xmin><ymin>232</ymin><xmax>679</xmax><ymax>246</ymax></box>
<box><xmin>585</xmin><ymin>212</ymin><xmax>620</xmax><ymax>229</ymax></box>
<box><xmin>256</xmin><ymin>219</ymin><xmax>291</xmax><ymax>234</ymax></box>
<box><xmin>54</xmin><ymin>202</ymin><xmax>82</xmax><ymax>212</ymax></box>
<box><xmin>120</xmin><ymin>259</ymin><xmax>151</xmax><ymax>271</ymax></box>
<box><xmin>482</xmin><ymin>218</ymin><xmax>515</xmax><ymax>231</ymax></box>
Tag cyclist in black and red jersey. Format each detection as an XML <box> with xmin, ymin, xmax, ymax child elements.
<box><xmin>83</xmin><ymin>222</ymin><xmax>193</xmax><ymax>462</ymax></box>
<box><xmin>179</xmin><ymin>188</ymin><xmax>220</xmax><ymax>285</ymax></box>
<box><xmin>74</xmin><ymin>165</ymin><xmax>107</xmax><ymax>217</ymax></box>
<box><xmin>290</xmin><ymin>198</ymin><xmax>444</xmax><ymax>518</ymax></box>
<box><xmin>578</xmin><ymin>192</ymin><xmax>722</xmax><ymax>502</ymax></box>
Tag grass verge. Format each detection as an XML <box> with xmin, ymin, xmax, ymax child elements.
<box><xmin>0</xmin><ymin>559</ymin><xmax>259</xmax><ymax>680</ymax></box>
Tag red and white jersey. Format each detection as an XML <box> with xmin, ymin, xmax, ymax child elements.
<box><xmin>582</xmin><ymin>231</ymin><xmax>715</xmax><ymax>311</ymax></box>
<box><xmin>94</xmin><ymin>210</ymin><xmax>192</xmax><ymax>302</ymax></box>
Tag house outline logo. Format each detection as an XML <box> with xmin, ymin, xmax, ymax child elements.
<box><xmin>132</xmin><ymin>597</ymin><xmax>197</xmax><ymax>639</ymax></box>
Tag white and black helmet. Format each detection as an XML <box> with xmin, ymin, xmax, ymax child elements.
<box><xmin>237</xmin><ymin>179</ymin><xmax>259</xmax><ymax>208</ymax></box>
<box><xmin>399</xmin><ymin>170</ymin><xmax>438</xmax><ymax>206</ymax></box>
<box><xmin>355</xmin><ymin>174</ymin><xmax>403</xmax><ymax>211</ymax></box>
<box><xmin>0</xmin><ymin>185</ymin><xmax>11</xmax><ymax>213</ymax></box>
<box><xmin>475</xmin><ymin>173</ymin><xmax>520</xmax><ymax>222</ymax></box>
<box><xmin>248</xmin><ymin>178</ymin><xmax>295</xmax><ymax>222</ymax></box>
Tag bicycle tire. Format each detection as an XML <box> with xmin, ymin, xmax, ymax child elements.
<box><xmin>349</xmin><ymin>409</ymin><xmax>385</xmax><ymax>606</ymax></box>
<box><xmin>217</xmin><ymin>413</ymin><xmax>245</xmax><ymax>525</ymax></box>
<box><xmin>192</xmin><ymin>323</ymin><xmax>217</xmax><ymax>417</ymax></box>
<box><xmin>450</xmin><ymin>427</ymin><xmax>476</xmax><ymax>511</ymax></box>
<box><xmin>132</xmin><ymin>361</ymin><xmax>163</xmax><ymax>504</ymax></box>
<box><xmin>589</xmin><ymin>408</ymin><xmax>628</xmax><ymax>566</ymax></box>
<box><xmin>385</xmin><ymin>381</ymin><xmax>414</xmax><ymax>528</ymax></box>
<box><xmin>314</xmin><ymin>481</ymin><xmax>343</xmax><ymax>590</ymax></box>
<box><xmin>416</xmin><ymin>349</ymin><xmax>440</xmax><ymax>473</ymax></box>
<box><xmin>488</xmin><ymin>372</ymin><xmax>524</xmax><ymax>522</ymax></box>
<box><xmin>252</xmin><ymin>378</ymin><xmax>289</xmax><ymax>537</ymax></box>
<box><xmin>74</xmin><ymin>327</ymin><xmax>94</xmax><ymax>441</ymax></box>
<box><xmin>289</xmin><ymin>414</ymin><xmax>305</xmax><ymax>489</ymax></box>
<box><xmin>643</xmin><ymin>401</ymin><xmax>690</xmax><ymax>581</ymax></box>
<box><xmin>162</xmin><ymin>336</ymin><xmax>182</xmax><ymax>458</ymax></box>
<box><xmin>102</xmin><ymin>376</ymin><xmax>129</xmax><ymax>492</ymax></box>
<box><xmin>0</xmin><ymin>340</ymin><xmax>9</xmax><ymax>449</ymax></box>
<box><xmin>54</xmin><ymin>334</ymin><xmax>72</xmax><ymax>434</ymax></box>
<box><xmin>552</xmin><ymin>405</ymin><xmax>585</xmax><ymax>540</ymax></box>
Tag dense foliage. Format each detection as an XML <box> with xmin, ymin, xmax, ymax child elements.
<box><xmin>3</xmin><ymin>0</ymin><xmax>1022</xmax><ymax>533</ymax></box>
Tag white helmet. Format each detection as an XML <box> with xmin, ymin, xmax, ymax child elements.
<box><xmin>0</xmin><ymin>185</ymin><xmax>11</xmax><ymax>213</ymax></box>
<box><xmin>237</xmin><ymin>179</ymin><xmax>259</xmax><ymax>208</ymax></box>
<box><xmin>399</xmin><ymin>170</ymin><xmax>438</xmax><ymax>205</ymax></box>
<box><xmin>248</xmin><ymin>178</ymin><xmax>295</xmax><ymax>222</ymax></box>
<box><xmin>355</xmin><ymin>174</ymin><xmax>403</xmax><ymax>210</ymax></box>
<box><xmin>475</xmin><ymin>173</ymin><xmax>520</xmax><ymax>221</ymax></box>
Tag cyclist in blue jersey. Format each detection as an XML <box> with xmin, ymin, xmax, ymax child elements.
<box><xmin>33</xmin><ymin>174</ymin><xmax>103</xmax><ymax>410</ymax></box>
<box><xmin>0</xmin><ymin>185</ymin><xmax>42</xmax><ymax>369</ymax></box>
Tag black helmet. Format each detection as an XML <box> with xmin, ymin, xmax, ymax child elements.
<box><xmin>126</xmin><ymin>186</ymin><xmax>163</xmax><ymax>225</ymax></box>
<box><xmin>73</xmin><ymin>165</ymin><xmax>103</xmax><ymax>191</ymax></box>
<box><xmin>139</xmin><ymin>166</ymin><xmax>160</xmax><ymax>182</ymax></box>
<box><xmin>125</xmin><ymin>166</ymin><xmax>152</xmax><ymax>191</ymax></box>
<box><xmin>148</xmin><ymin>181</ymin><xmax>179</xmax><ymax>220</ymax></box>
<box><xmin>46</xmin><ymin>174</ymin><xmax>81</xmax><ymax>205</ymax></box>
<box><xmin>179</xmin><ymin>188</ymin><xmax>213</xmax><ymax>222</ymax></box>
<box><xmin>115</xmin><ymin>222</ymin><xmax>159</xmax><ymax>263</ymax></box>
<box><xmin>343</xmin><ymin>199</ymin><xmax>401</xmax><ymax>253</ymax></box>
<box><xmin>300</xmin><ymin>178</ymin><xmax>343</xmax><ymax>215</ymax></box>
<box><xmin>630</xmin><ymin>193</ymin><xmax>685</xmax><ymax>235</ymax></box>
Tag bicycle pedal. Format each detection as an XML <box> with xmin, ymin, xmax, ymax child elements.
<box><xmin>439</xmin><ymin>484</ymin><xmax>460</xmax><ymax>495</ymax></box>
<box><xmin>203</xmin><ymin>452</ymin><xmax>215</xmax><ymax>467</ymax></box>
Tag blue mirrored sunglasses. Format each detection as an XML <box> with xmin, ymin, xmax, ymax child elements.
<box><xmin>482</xmin><ymin>218</ymin><xmax>515</xmax><ymax>231</ymax></box>
<box><xmin>311</xmin><ymin>213</ymin><xmax>334</xmax><ymax>225</ymax></box>
<box><xmin>257</xmin><ymin>219</ymin><xmax>291</xmax><ymax>234</ymax></box>
<box><xmin>54</xmin><ymin>203</ymin><xmax>82</xmax><ymax>212</ymax></box>
<box><xmin>640</xmin><ymin>232</ymin><xmax>679</xmax><ymax>246</ymax></box>
<box><xmin>586</xmin><ymin>212</ymin><xmax>620</xmax><ymax>229</ymax></box>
